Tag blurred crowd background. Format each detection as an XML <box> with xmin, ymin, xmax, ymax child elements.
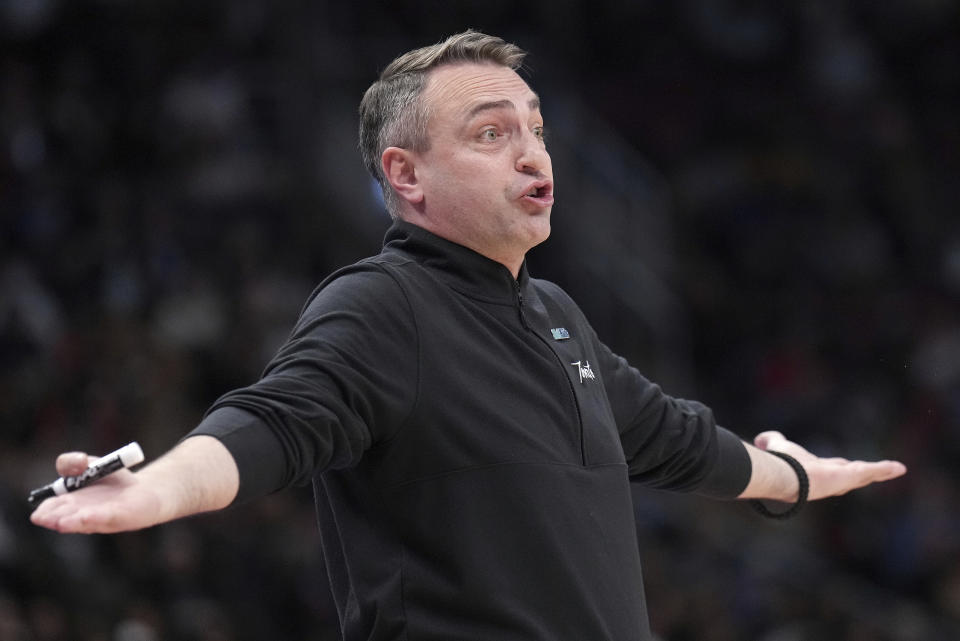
<box><xmin>2</xmin><ymin>1</ymin><xmax>959</xmax><ymax>640</ymax></box>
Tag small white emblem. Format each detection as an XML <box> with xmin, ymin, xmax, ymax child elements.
<box><xmin>570</xmin><ymin>360</ymin><xmax>596</xmax><ymax>384</ymax></box>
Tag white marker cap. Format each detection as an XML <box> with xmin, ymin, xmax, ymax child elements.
<box><xmin>116</xmin><ymin>442</ymin><xmax>145</xmax><ymax>467</ymax></box>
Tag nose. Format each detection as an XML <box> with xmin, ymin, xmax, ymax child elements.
<box><xmin>515</xmin><ymin>131</ymin><xmax>550</xmax><ymax>176</ymax></box>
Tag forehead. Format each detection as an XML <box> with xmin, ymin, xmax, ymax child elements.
<box><xmin>423</xmin><ymin>62</ymin><xmax>538</xmax><ymax>119</ymax></box>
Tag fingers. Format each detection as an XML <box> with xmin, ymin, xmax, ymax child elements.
<box><xmin>811</xmin><ymin>458</ymin><xmax>908</xmax><ymax>499</ymax></box>
<box><xmin>31</xmin><ymin>496</ymin><xmax>119</xmax><ymax>534</ymax></box>
<box><xmin>865</xmin><ymin>460</ymin><xmax>908</xmax><ymax>482</ymax></box>
<box><xmin>55</xmin><ymin>452</ymin><xmax>90</xmax><ymax>477</ymax></box>
<box><xmin>31</xmin><ymin>496</ymin><xmax>76</xmax><ymax>532</ymax></box>
<box><xmin>58</xmin><ymin>506</ymin><xmax>119</xmax><ymax>533</ymax></box>
<box><xmin>31</xmin><ymin>495</ymin><xmax>76</xmax><ymax>531</ymax></box>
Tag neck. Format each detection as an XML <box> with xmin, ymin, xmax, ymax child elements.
<box><xmin>397</xmin><ymin>214</ymin><xmax>524</xmax><ymax>279</ymax></box>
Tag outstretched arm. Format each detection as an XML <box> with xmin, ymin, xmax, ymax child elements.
<box><xmin>30</xmin><ymin>435</ymin><xmax>239</xmax><ymax>534</ymax></box>
<box><xmin>738</xmin><ymin>430</ymin><xmax>907</xmax><ymax>503</ymax></box>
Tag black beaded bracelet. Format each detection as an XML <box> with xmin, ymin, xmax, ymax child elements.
<box><xmin>750</xmin><ymin>450</ymin><xmax>809</xmax><ymax>520</ymax></box>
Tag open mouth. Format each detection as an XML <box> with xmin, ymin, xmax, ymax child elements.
<box><xmin>522</xmin><ymin>182</ymin><xmax>554</xmax><ymax>205</ymax></box>
<box><xmin>526</xmin><ymin>186</ymin><xmax>548</xmax><ymax>197</ymax></box>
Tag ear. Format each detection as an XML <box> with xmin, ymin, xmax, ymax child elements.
<box><xmin>381</xmin><ymin>147</ymin><xmax>424</xmax><ymax>206</ymax></box>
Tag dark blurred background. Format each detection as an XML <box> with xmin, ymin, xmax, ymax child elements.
<box><xmin>1</xmin><ymin>1</ymin><xmax>958</xmax><ymax>640</ymax></box>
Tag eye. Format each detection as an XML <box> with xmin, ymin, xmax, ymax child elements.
<box><xmin>480</xmin><ymin>128</ymin><xmax>499</xmax><ymax>142</ymax></box>
<box><xmin>533</xmin><ymin>125</ymin><xmax>547</xmax><ymax>142</ymax></box>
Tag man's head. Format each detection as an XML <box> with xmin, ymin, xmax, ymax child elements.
<box><xmin>359</xmin><ymin>31</ymin><xmax>554</xmax><ymax>276</ymax></box>
<box><xmin>359</xmin><ymin>30</ymin><xmax>527</xmax><ymax>216</ymax></box>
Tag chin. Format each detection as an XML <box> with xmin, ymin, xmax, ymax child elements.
<box><xmin>524</xmin><ymin>218</ymin><xmax>552</xmax><ymax>248</ymax></box>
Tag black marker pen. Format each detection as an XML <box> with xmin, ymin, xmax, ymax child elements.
<box><xmin>28</xmin><ymin>442</ymin><xmax>145</xmax><ymax>507</ymax></box>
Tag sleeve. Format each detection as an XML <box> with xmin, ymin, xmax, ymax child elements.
<box><xmin>188</xmin><ymin>264</ymin><xmax>419</xmax><ymax>503</ymax></box>
<box><xmin>595</xmin><ymin>338</ymin><xmax>751</xmax><ymax>498</ymax></box>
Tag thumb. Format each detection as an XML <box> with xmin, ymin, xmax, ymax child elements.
<box><xmin>55</xmin><ymin>452</ymin><xmax>91</xmax><ymax>477</ymax></box>
<box><xmin>753</xmin><ymin>430</ymin><xmax>788</xmax><ymax>452</ymax></box>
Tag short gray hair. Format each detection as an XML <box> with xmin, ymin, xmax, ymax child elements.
<box><xmin>358</xmin><ymin>30</ymin><xmax>527</xmax><ymax>217</ymax></box>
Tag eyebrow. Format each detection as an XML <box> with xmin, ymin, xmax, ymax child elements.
<box><xmin>467</xmin><ymin>96</ymin><xmax>541</xmax><ymax>118</ymax></box>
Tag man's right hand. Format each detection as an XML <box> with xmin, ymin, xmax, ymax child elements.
<box><xmin>30</xmin><ymin>435</ymin><xmax>239</xmax><ymax>534</ymax></box>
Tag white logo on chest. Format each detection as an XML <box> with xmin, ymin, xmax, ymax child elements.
<box><xmin>570</xmin><ymin>360</ymin><xmax>596</xmax><ymax>384</ymax></box>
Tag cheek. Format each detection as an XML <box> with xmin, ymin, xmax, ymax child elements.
<box><xmin>457</xmin><ymin>162</ymin><xmax>504</xmax><ymax>194</ymax></box>
<box><xmin>432</xmin><ymin>151</ymin><xmax>515</xmax><ymax>202</ymax></box>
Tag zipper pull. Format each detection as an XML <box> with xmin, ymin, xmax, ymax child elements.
<box><xmin>515</xmin><ymin>281</ymin><xmax>530</xmax><ymax>329</ymax></box>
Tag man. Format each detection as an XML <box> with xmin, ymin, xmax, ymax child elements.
<box><xmin>31</xmin><ymin>31</ymin><xmax>906</xmax><ymax>640</ymax></box>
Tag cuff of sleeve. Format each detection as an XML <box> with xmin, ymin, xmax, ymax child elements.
<box><xmin>186</xmin><ymin>406</ymin><xmax>287</xmax><ymax>505</ymax></box>
<box><xmin>694</xmin><ymin>426</ymin><xmax>752</xmax><ymax>499</ymax></box>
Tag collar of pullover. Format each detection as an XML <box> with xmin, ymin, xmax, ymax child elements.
<box><xmin>382</xmin><ymin>219</ymin><xmax>530</xmax><ymax>305</ymax></box>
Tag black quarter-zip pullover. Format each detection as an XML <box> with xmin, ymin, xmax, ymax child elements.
<box><xmin>191</xmin><ymin>219</ymin><xmax>751</xmax><ymax>640</ymax></box>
